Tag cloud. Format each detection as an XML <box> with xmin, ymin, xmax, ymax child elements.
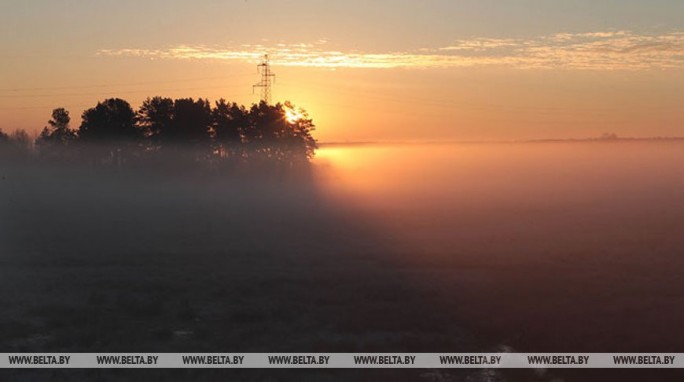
<box><xmin>97</xmin><ymin>31</ymin><xmax>684</xmax><ymax>70</ymax></box>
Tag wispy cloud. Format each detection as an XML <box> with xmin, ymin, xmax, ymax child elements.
<box><xmin>97</xmin><ymin>31</ymin><xmax>684</xmax><ymax>70</ymax></box>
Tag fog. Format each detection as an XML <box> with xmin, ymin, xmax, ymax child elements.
<box><xmin>316</xmin><ymin>142</ymin><xmax>684</xmax><ymax>261</ymax></box>
<box><xmin>315</xmin><ymin>142</ymin><xmax>684</xmax><ymax>353</ymax></box>
<box><xmin>2</xmin><ymin>141</ymin><xmax>684</xmax><ymax>381</ymax></box>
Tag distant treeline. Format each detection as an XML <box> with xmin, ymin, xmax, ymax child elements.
<box><xmin>0</xmin><ymin>97</ymin><xmax>317</xmax><ymax>170</ymax></box>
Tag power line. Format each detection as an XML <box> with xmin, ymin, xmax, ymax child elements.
<box><xmin>0</xmin><ymin>83</ymin><xmax>258</xmax><ymax>110</ymax></box>
<box><xmin>0</xmin><ymin>83</ymin><xmax>254</xmax><ymax>99</ymax></box>
<box><xmin>0</xmin><ymin>72</ymin><xmax>254</xmax><ymax>93</ymax></box>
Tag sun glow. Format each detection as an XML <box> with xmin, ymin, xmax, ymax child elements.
<box><xmin>285</xmin><ymin>108</ymin><xmax>304</xmax><ymax>123</ymax></box>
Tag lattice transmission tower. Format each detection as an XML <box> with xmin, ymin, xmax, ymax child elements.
<box><xmin>253</xmin><ymin>54</ymin><xmax>276</xmax><ymax>104</ymax></box>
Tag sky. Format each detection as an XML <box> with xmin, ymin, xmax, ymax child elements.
<box><xmin>1</xmin><ymin>0</ymin><xmax>684</xmax><ymax>142</ymax></box>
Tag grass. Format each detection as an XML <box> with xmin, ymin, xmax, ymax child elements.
<box><xmin>4</xmin><ymin>142</ymin><xmax>684</xmax><ymax>381</ymax></box>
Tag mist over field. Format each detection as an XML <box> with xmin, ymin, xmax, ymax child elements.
<box><xmin>4</xmin><ymin>0</ymin><xmax>684</xmax><ymax>380</ymax></box>
<box><xmin>317</xmin><ymin>142</ymin><xmax>684</xmax><ymax>349</ymax></box>
<box><xmin>2</xmin><ymin>141</ymin><xmax>684</xmax><ymax>381</ymax></box>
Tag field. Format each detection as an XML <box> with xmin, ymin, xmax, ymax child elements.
<box><xmin>2</xmin><ymin>141</ymin><xmax>684</xmax><ymax>381</ymax></box>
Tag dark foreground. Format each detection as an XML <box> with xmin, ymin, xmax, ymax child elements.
<box><xmin>0</xmin><ymin>162</ymin><xmax>487</xmax><ymax>381</ymax></box>
<box><xmin>2</xmin><ymin>142</ymin><xmax>684</xmax><ymax>381</ymax></box>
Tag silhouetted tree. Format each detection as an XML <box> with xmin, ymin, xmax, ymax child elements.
<box><xmin>79</xmin><ymin>98</ymin><xmax>141</xmax><ymax>167</ymax></box>
<box><xmin>10</xmin><ymin>129</ymin><xmax>31</xmax><ymax>150</ymax></box>
<box><xmin>138</xmin><ymin>97</ymin><xmax>174</xmax><ymax>148</ymax></box>
<box><xmin>281</xmin><ymin>101</ymin><xmax>317</xmax><ymax>161</ymax></box>
<box><xmin>244</xmin><ymin>101</ymin><xmax>317</xmax><ymax>166</ymax></box>
<box><xmin>244</xmin><ymin>101</ymin><xmax>283</xmax><ymax>158</ymax></box>
<box><xmin>28</xmin><ymin>96</ymin><xmax>318</xmax><ymax>170</ymax></box>
<box><xmin>138</xmin><ymin>97</ymin><xmax>212</xmax><ymax>154</ymax></box>
<box><xmin>79</xmin><ymin>99</ymin><xmax>139</xmax><ymax>142</ymax></box>
<box><xmin>212</xmin><ymin>99</ymin><xmax>247</xmax><ymax>160</ymax></box>
<box><xmin>0</xmin><ymin>129</ymin><xmax>32</xmax><ymax>161</ymax></box>
<box><xmin>35</xmin><ymin>108</ymin><xmax>77</xmax><ymax>160</ymax></box>
<box><xmin>0</xmin><ymin>129</ymin><xmax>8</xmax><ymax>145</ymax></box>
<box><xmin>600</xmin><ymin>132</ymin><xmax>619</xmax><ymax>141</ymax></box>
<box><xmin>0</xmin><ymin>129</ymin><xmax>10</xmax><ymax>160</ymax></box>
<box><xmin>169</xmin><ymin>98</ymin><xmax>212</xmax><ymax>149</ymax></box>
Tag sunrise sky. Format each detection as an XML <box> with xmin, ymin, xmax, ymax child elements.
<box><xmin>2</xmin><ymin>0</ymin><xmax>684</xmax><ymax>142</ymax></box>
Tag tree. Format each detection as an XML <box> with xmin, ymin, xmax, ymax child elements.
<box><xmin>138</xmin><ymin>97</ymin><xmax>212</xmax><ymax>151</ymax></box>
<box><xmin>9</xmin><ymin>129</ymin><xmax>31</xmax><ymax>150</ymax></box>
<box><xmin>79</xmin><ymin>98</ymin><xmax>140</xmax><ymax>167</ymax></box>
<box><xmin>244</xmin><ymin>101</ymin><xmax>282</xmax><ymax>157</ymax></box>
<box><xmin>20</xmin><ymin>96</ymin><xmax>319</xmax><ymax>170</ymax></box>
<box><xmin>0</xmin><ymin>129</ymin><xmax>32</xmax><ymax>161</ymax></box>
<box><xmin>170</xmin><ymin>98</ymin><xmax>212</xmax><ymax>148</ymax></box>
<box><xmin>281</xmin><ymin>101</ymin><xmax>317</xmax><ymax>161</ymax></box>
<box><xmin>138</xmin><ymin>97</ymin><xmax>174</xmax><ymax>147</ymax></box>
<box><xmin>244</xmin><ymin>101</ymin><xmax>317</xmax><ymax>166</ymax></box>
<box><xmin>0</xmin><ymin>129</ymin><xmax>11</xmax><ymax>159</ymax></box>
<box><xmin>212</xmin><ymin>99</ymin><xmax>247</xmax><ymax>159</ymax></box>
<box><xmin>35</xmin><ymin>108</ymin><xmax>77</xmax><ymax>159</ymax></box>
<box><xmin>79</xmin><ymin>98</ymin><xmax>139</xmax><ymax>142</ymax></box>
<box><xmin>600</xmin><ymin>132</ymin><xmax>618</xmax><ymax>141</ymax></box>
<box><xmin>49</xmin><ymin>108</ymin><xmax>71</xmax><ymax>132</ymax></box>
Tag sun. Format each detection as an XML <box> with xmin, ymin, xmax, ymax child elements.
<box><xmin>285</xmin><ymin>108</ymin><xmax>303</xmax><ymax>123</ymax></box>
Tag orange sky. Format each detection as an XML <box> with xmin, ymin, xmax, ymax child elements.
<box><xmin>2</xmin><ymin>1</ymin><xmax>684</xmax><ymax>142</ymax></box>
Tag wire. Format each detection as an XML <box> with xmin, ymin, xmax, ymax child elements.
<box><xmin>0</xmin><ymin>72</ymin><xmax>254</xmax><ymax>93</ymax></box>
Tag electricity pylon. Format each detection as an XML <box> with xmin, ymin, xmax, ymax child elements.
<box><xmin>253</xmin><ymin>54</ymin><xmax>275</xmax><ymax>104</ymax></box>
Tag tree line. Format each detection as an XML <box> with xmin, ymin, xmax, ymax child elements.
<box><xmin>0</xmin><ymin>97</ymin><xmax>317</xmax><ymax>170</ymax></box>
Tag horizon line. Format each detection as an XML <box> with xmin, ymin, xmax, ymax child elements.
<box><xmin>318</xmin><ymin>136</ymin><xmax>684</xmax><ymax>147</ymax></box>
